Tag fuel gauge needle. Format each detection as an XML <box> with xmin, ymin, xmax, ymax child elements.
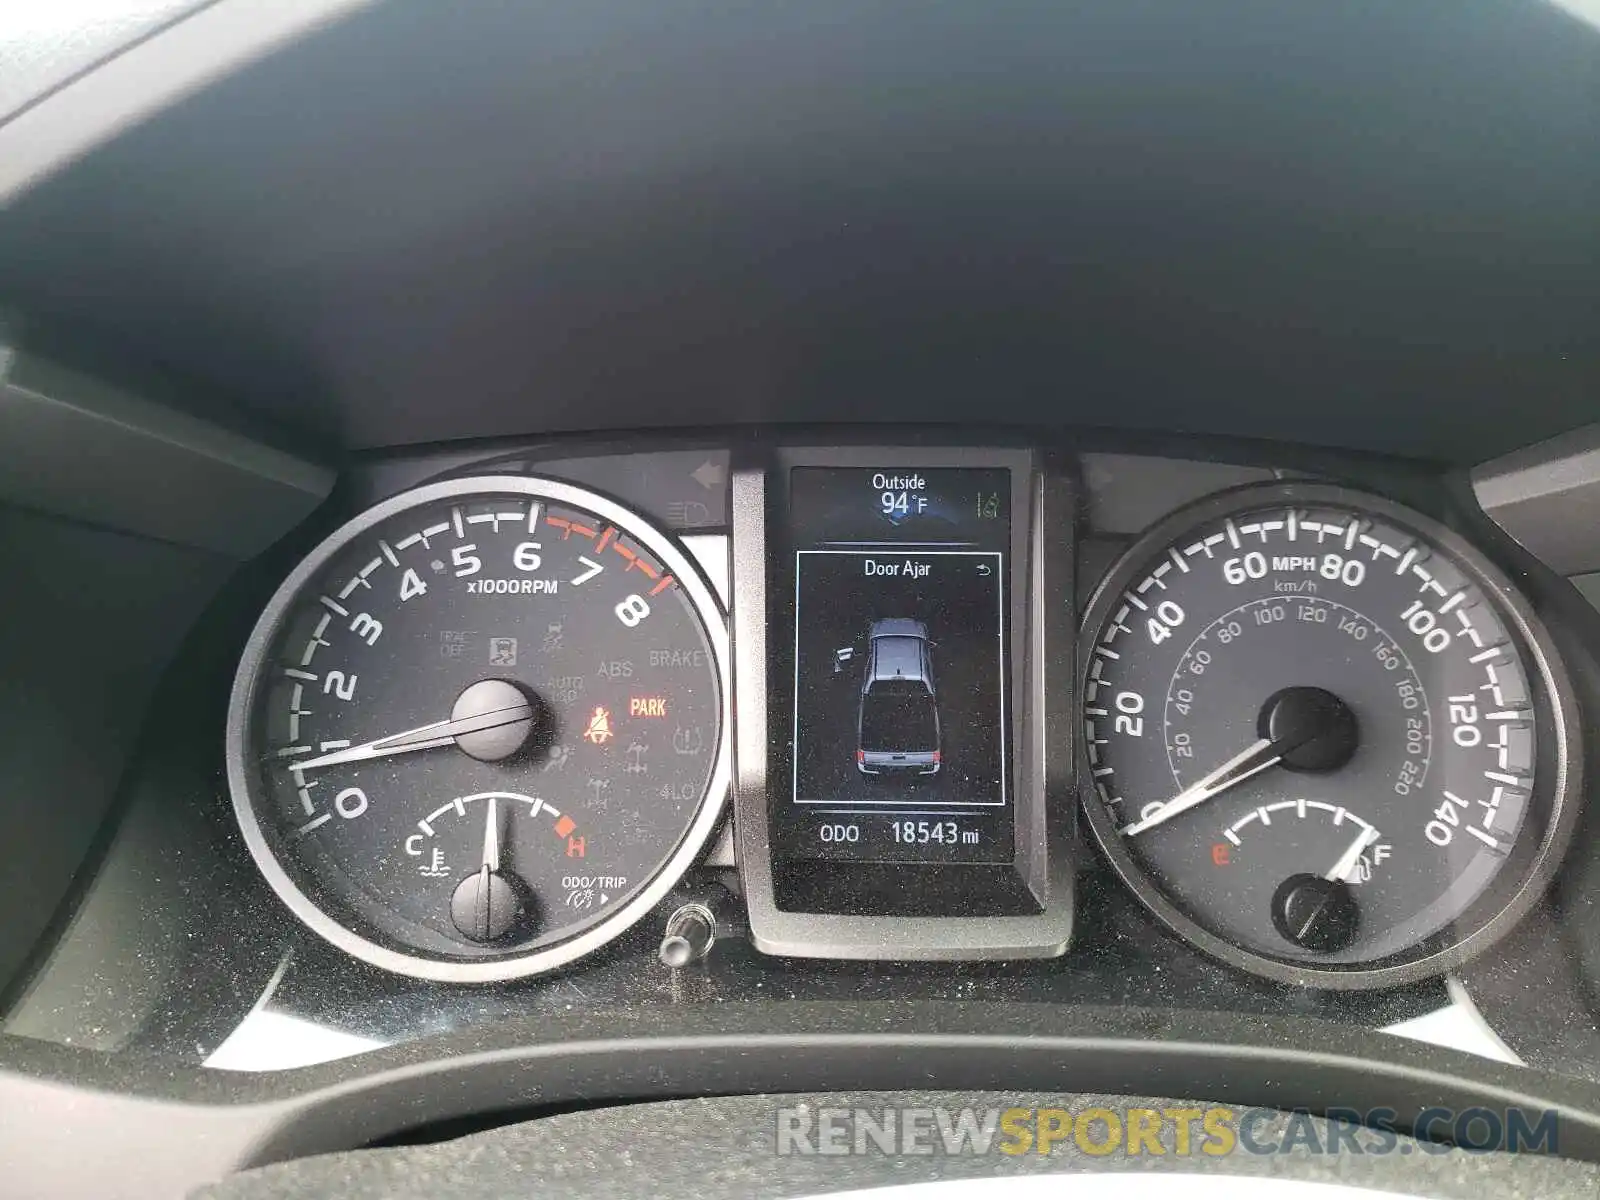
<box><xmin>1326</xmin><ymin>825</ymin><xmax>1380</xmax><ymax>884</ymax></box>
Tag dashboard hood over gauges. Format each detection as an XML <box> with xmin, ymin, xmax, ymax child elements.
<box><xmin>3</xmin><ymin>4</ymin><xmax>1600</xmax><ymax>1200</ymax></box>
<box><xmin>0</xmin><ymin>1</ymin><xmax>1597</xmax><ymax>462</ymax></box>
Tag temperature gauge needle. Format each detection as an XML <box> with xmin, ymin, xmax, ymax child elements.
<box><xmin>1325</xmin><ymin>826</ymin><xmax>1380</xmax><ymax>884</ymax></box>
<box><xmin>453</xmin><ymin>795</ymin><xmax>521</xmax><ymax>943</ymax></box>
<box><xmin>481</xmin><ymin>795</ymin><xmax>501</xmax><ymax>874</ymax></box>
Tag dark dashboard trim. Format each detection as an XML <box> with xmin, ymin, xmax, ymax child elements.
<box><xmin>6</xmin><ymin>1004</ymin><xmax>1600</xmax><ymax>1199</ymax></box>
<box><xmin>0</xmin><ymin>0</ymin><xmax>370</xmax><ymax>204</ymax></box>
<box><xmin>0</xmin><ymin>337</ymin><xmax>332</xmax><ymax>556</ymax></box>
<box><xmin>1474</xmin><ymin>423</ymin><xmax>1600</xmax><ymax>578</ymax></box>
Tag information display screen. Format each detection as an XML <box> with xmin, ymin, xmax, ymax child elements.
<box><xmin>780</xmin><ymin>466</ymin><xmax>1013</xmax><ymax>863</ymax></box>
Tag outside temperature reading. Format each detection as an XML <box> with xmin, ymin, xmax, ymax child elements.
<box><xmin>879</xmin><ymin>474</ymin><xmax>1003</xmax><ymax>523</ymax></box>
<box><xmin>879</xmin><ymin>475</ymin><xmax>927</xmax><ymax>518</ymax></box>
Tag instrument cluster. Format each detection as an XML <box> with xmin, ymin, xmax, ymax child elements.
<box><xmin>220</xmin><ymin>438</ymin><xmax>1584</xmax><ymax>1002</ymax></box>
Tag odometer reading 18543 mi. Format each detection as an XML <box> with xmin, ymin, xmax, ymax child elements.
<box><xmin>227</xmin><ymin>476</ymin><xmax>729</xmax><ymax>982</ymax></box>
<box><xmin>1079</xmin><ymin>484</ymin><xmax>1579</xmax><ymax>988</ymax></box>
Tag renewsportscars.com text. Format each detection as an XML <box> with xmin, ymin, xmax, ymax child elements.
<box><xmin>775</xmin><ymin>1104</ymin><xmax>1558</xmax><ymax>1157</ymax></box>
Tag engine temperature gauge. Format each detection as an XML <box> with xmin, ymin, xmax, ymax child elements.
<box><xmin>397</xmin><ymin>790</ymin><xmax>613</xmax><ymax>945</ymax></box>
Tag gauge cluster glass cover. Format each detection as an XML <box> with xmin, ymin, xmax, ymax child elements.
<box><xmin>1079</xmin><ymin>483</ymin><xmax>1580</xmax><ymax>988</ymax></box>
<box><xmin>226</xmin><ymin>476</ymin><xmax>730</xmax><ymax>982</ymax></box>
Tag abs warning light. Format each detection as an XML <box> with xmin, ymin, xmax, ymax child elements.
<box><xmin>630</xmin><ymin>696</ymin><xmax>669</xmax><ymax>718</ymax></box>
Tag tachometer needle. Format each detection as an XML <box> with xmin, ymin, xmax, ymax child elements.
<box><xmin>1120</xmin><ymin>738</ymin><xmax>1280</xmax><ymax>836</ymax></box>
<box><xmin>1325</xmin><ymin>825</ymin><xmax>1380</xmax><ymax>884</ymax></box>
<box><xmin>293</xmin><ymin>698</ymin><xmax>532</xmax><ymax>771</ymax></box>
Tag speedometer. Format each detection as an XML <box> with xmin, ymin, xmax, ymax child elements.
<box><xmin>227</xmin><ymin>476</ymin><xmax>728</xmax><ymax>982</ymax></box>
<box><xmin>1079</xmin><ymin>483</ymin><xmax>1579</xmax><ymax>988</ymax></box>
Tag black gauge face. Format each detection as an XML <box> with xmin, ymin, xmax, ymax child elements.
<box><xmin>1080</xmin><ymin>484</ymin><xmax>1578</xmax><ymax>988</ymax></box>
<box><xmin>228</xmin><ymin>477</ymin><xmax>728</xmax><ymax>982</ymax></box>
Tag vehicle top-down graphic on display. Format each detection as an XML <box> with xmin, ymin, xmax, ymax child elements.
<box><xmin>835</xmin><ymin>618</ymin><xmax>941</xmax><ymax>776</ymax></box>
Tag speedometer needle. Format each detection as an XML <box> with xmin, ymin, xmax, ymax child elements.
<box><xmin>1325</xmin><ymin>826</ymin><xmax>1379</xmax><ymax>883</ymax></box>
<box><xmin>1120</xmin><ymin>738</ymin><xmax>1280</xmax><ymax>835</ymax></box>
<box><xmin>1119</xmin><ymin>686</ymin><xmax>1361</xmax><ymax>837</ymax></box>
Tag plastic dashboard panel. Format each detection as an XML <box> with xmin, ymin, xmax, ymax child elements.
<box><xmin>0</xmin><ymin>0</ymin><xmax>373</xmax><ymax>203</ymax></box>
<box><xmin>0</xmin><ymin>0</ymin><xmax>211</xmax><ymax>123</ymax></box>
<box><xmin>2</xmin><ymin>2</ymin><xmax>1599</xmax><ymax>460</ymax></box>
<box><xmin>190</xmin><ymin>1092</ymin><xmax>1600</xmax><ymax>1200</ymax></box>
<box><xmin>11</xmin><ymin>1005</ymin><xmax>1600</xmax><ymax>1200</ymax></box>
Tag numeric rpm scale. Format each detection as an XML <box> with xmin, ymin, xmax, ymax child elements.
<box><xmin>1079</xmin><ymin>484</ymin><xmax>1579</xmax><ymax>988</ymax></box>
<box><xmin>227</xmin><ymin>477</ymin><xmax>729</xmax><ymax>982</ymax></box>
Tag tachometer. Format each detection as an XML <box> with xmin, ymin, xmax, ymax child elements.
<box><xmin>1079</xmin><ymin>483</ymin><xmax>1579</xmax><ymax>988</ymax></box>
<box><xmin>227</xmin><ymin>476</ymin><xmax>728</xmax><ymax>982</ymax></box>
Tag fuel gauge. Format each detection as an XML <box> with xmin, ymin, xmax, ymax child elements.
<box><xmin>1214</xmin><ymin>799</ymin><xmax>1389</xmax><ymax>956</ymax></box>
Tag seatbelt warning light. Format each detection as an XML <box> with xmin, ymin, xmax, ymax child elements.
<box><xmin>582</xmin><ymin>706</ymin><xmax>614</xmax><ymax>744</ymax></box>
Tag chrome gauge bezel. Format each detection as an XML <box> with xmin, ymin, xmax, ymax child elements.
<box><xmin>226</xmin><ymin>475</ymin><xmax>733</xmax><ymax>983</ymax></box>
<box><xmin>1077</xmin><ymin>482</ymin><xmax>1582</xmax><ymax>990</ymax></box>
